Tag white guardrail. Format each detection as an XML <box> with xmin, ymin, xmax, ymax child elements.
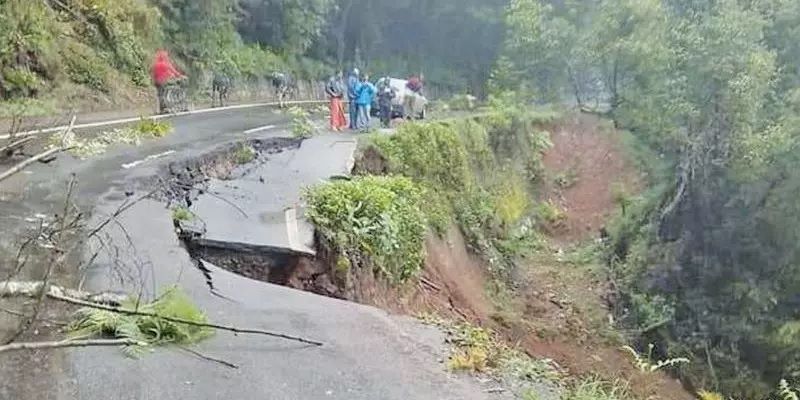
<box><xmin>0</xmin><ymin>99</ymin><xmax>330</xmax><ymax>140</ymax></box>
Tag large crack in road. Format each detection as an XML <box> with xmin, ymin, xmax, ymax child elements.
<box><xmin>1</xmin><ymin>108</ymin><xmax>514</xmax><ymax>400</ymax></box>
<box><xmin>163</xmin><ymin>134</ymin><xmax>354</xmax><ymax>298</ymax></box>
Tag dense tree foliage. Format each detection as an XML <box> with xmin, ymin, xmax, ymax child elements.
<box><xmin>0</xmin><ymin>0</ymin><xmax>510</xmax><ymax>102</ymax></box>
<box><xmin>498</xmin><ymin>0</ymin><xmax>800</xmax><ymax>396</ymax></box>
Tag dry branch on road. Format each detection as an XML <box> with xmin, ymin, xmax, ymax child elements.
<box><xmin>0</xmin><ymin>116</ymin><xmax>76</xmax><ymax>183</ymax></box>
<box><xmin>0</xmin><ymin>338</ymin><xmax>143</xmax><ymax>354</ymax></box>
<box><xmin>0</xmin><ymin>281</ymin><xmax>324</xmax><ymax>347</ymax></box>
<box><xmin>0</xmin><ymin>147</ymin><xmax>71</xmax><ymax>183</ymax></box>
<box><xmin>0</xmin><ymin>281</ymin><xmax>128</xmax><ymax>305</ymax></box>
<box><xmin>0</xmin><ymin>137</ymin><xmax>34</xmax><ymax>156</ymax></box>
<box><xmin>48</xmin><ymin>291</ymin><xmax>325</xmax><ymax>347</ymax></box>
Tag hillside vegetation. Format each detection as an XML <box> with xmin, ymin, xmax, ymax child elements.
<box><xmin>0</xmin><ymin>0</ymin><xmax>508</xmax><ymax>113</ymax></box>
<box><xmin>495</xmin><ymin>0</ymin><xmax>800</xmax><ymax>397</ymax></box>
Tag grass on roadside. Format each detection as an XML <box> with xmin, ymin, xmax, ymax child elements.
<box><xmin>233</xmin><ymin>144</ymin><xmax>256</xmax><ymax>164</ymax></box>
<box><xmin>52</xmin><ymin>117</ymin><xmax>173</xmax><ymax>159</ymax></box>
<box><xmin>418</xmin><ymin>314</ymin><xmax>562</xmax><ymax>382</ymax></box>
<box><xmin>564</xmin><ymin>377</ymin><xmax>633</xmax><ymax>400</ymax></box>
<box><xmin>171</xmin><ymin>206</ymin><xmax>193</xmax><ymax>222</ymax></box>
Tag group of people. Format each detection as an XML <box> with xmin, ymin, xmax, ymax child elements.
<box><xmin>326</xmin><ymin>68</ymin><xmax>376</xmax><ymax>132</ymax></box>
<box><xmin>326</xmin><ymin>68</ymin><xmax>422</xmax><ymax>132</ymax></box>
<box><xmin>150</xmin><ymin>51</ymin><xmax>421</xmax><ymax>129</ymax></box>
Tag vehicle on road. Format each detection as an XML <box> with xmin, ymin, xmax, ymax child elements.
<box><xmin>371</xmin><ymin>77</ymin><xmax>427</xmax><ymax>120</ymax></box>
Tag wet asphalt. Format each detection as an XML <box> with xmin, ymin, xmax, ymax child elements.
<box><xmin>0</xmin><ymin>107</ymin><xmax>512</xmax><ymax>400</ymax></box>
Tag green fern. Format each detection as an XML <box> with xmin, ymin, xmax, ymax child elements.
<box><xmin>621</xmin><ymin>344</ymin><xmax>689</xmax><ymax>373</ymax></box>
<box><xmin>69</xmin><ymin>286</ymin><xmax>212</xmax><ymax>357</ymax></box>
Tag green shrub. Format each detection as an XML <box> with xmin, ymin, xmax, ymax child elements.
<box><xmin>446</xmin><ymin>93</ymin><xmax>479</xmax><ymax>111</ymax></box>
<box><xmin>133</xmin><ymin>117</ymin><xmax>172</xmax><ymax>138</ymax></box>
<box><xmin>233</xmin><ymin>144</ymin><xmax>256</xmax><ymax>164</ymax></box>
<box><xmin>480</xmin><ymin>94</ymin><xmax>555</xmax><ymax>182</ymax></box>
<box><xmin>69</xmin><ymin>0</ymin><xmax>159</xmax><ymax>85</ymax></box>
<box><xmin>621</xmin><ymin>343</ymin><xmax>689</xmax><ymax>373</ymax></box>
<box><xmin>61</xmin><ymin>42</ymin><xmax>112</xmax><ymax>92</ymax></box>
<box><xmin>0</xmin><ymin>1</ymin><xmax>59</xmax><ymax>99</ymax></box>
<box><xmin>305</xmin><ymin>175</ymin><xmax>427</xmax><ymax>283</ymax></box>
<box><xmin>495</xmin><ymin>174</ymin><xmax>530</xmax><ymax>227</ymax></box>
<box><xmin>421</xmin><ymin>315</ymin><xmax>561</xmax><ymax>382</ymax></box>
<box><xmin>222</xmin><ymin>44</ymin><xmax>285</xmax><ymax>80</ymax></box>
<box><xmin>454</xmin><ymin>187</ymin><xmax>500</xmax><ymax>253</ymax></box>
<box><xmin>370</xmin><ymin>122</ymin><xmax>470</xmax><ymax>193</ymax></box>
<box><xmin>363</xmin><ymin>112</ymin><xmax>554</xmax><ymax>275</ymax></box>
<box><xmin>171</xmin><ymin>206</ymin><xmax>193</xmax><ymax>222</ymax></box>
<box><xmin>287</xmin><ymin>106</ymin><xmax>316</xmax><ymax>138</ymax></box>
<box><xmin>536</xmin><ymin>200</ymin><xmax>566</xmax><ymax>227</ymax></box>
<box><xmin>564</xmin><ymin>378</ymin><xmax>631</xmax><ymax>400</ymax></box>
<box><xmin>626</xmin><ymin>293</ymin><xmax>675</xmax><ymax>332</ymax></box>
<box><xmin>451</xmin><ymin>118</ymin><xmax>495</xmax><ymax>173</ymax></box>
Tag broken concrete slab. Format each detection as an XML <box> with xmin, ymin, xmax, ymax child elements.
<box><xmin>186</xmin><ymin>134</ymin><xmax>357</xmax><ymax>256</ymax></box>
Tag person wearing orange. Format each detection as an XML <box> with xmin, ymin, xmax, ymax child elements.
<box><xmin>325</xmin><ymin>71</ymin><xmax>347</xmax><ymax>131</ymax></box>
<box><xmin>150</xmin><ymin>49</ymin><xmax>184</xmax><ymax>114</ymax></box>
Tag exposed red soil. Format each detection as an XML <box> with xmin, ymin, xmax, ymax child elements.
<box><xmin>505</xmin><ymin>255</ymin><xmax>694</xmax><ymax>400</ymax></box>
<box><xmin>509</xmin><ymin>113</ymin><xmax>692</xmax><ymax>400</ymax></box>
<box><xmin>540</xmin><ymin>113</ymin><xmax>642</xmax><ymax>243</ymax></box>
<box><xmin>351</xmin><ymin>111</ymin><xmax>692</xmax><ymax>400</ymax></box>
<box><xmin>353</xmin><ymin>226</ymin><xmax>492</xmax><ymax>323</ymax></box>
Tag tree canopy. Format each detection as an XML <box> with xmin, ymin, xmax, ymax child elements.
<box><xmin>497</xmin><ymin>0</ymin><xmax>800</xmax><ymax>396</ymax></box>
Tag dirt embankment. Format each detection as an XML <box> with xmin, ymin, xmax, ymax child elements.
<box><xmin>347</xmin><ymin>112</ymin><xmax>691</xmax><ymax>400</ymax></box>
<box><xmin>348</xmin><ymin>226</ymin><xmax>492</xmax><ymax>322</ymax></box>
<box><xmin>540</xmin><ymin>113</ymin><xmax>642</xmax><ymax>243</ymax></box>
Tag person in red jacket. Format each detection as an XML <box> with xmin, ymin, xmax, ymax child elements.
<box><xmin>151</xmin><ymin>49</ymin><xmax>184</xmax><ymax>113</ymax></box>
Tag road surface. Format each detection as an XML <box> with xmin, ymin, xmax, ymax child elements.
<box><xmin>0</xmin><ymin>106</ymin><xmax>512</xmax><ymax>400</ymax></box>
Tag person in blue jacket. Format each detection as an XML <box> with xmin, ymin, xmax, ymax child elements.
<box><xmin>355</xmin><ymin>74</ymin><xmax>376</xmax><ymax>132</ymax></box>
<box><xmin>347</xmin><ymin>68</ymin><xmax>360</xmax><ymax>130</ymax></box>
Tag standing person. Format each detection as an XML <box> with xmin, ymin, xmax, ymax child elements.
<box><xmin>347</xmin><ymin>68</ymin><xmax>360</xmax><ymax>130</ymax></box>
<box><xmin>377</xmin><ymin>77</ymin><xmax>395</xmax><ymax>128</ymax></box>
<box><xmin>150</xmin><ymin>49</ymin><xmax>184</xmax><ymax>114</ymax></box>
<box><xmin>403</xmin><ymin>74</ymin><xmax>424</xmax><ymax>119</ymax></box>
<box><xmin>355</xmin><ymin>74</ymin><xmax>376</xmax><ymax>132</ymax></box>
<box><xmin>325</xmin><ymin>71</ymin><xmax>347</xmax><ymax>131</ymax></box>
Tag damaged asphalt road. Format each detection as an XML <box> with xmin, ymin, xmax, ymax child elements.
<box><xmin>0</xmin><ymin>107</ymin><xmax>512</xmax><ymax>400</ymax></box>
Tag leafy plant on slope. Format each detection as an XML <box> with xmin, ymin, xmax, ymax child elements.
<box><xmin>621</xmin><ymin>343</ymin><xmax>689</xmax><ymax>373</ymax></box>
<box><xmin>305</xmin><ymin>175</ymin><xmax>427</xmax><ymax>283</ymax></box>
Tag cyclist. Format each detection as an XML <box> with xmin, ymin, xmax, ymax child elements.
<box><xmin>151</xmin><ymin>49</ymin><xmax>185</xmax><ymax>114</ymax></box>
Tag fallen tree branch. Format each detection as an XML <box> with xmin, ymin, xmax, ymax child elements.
<box><xmin>0</xmin><ymin>281</ymin><xmax>128</xmax><ymax>305</ymax></box>
<box><xmin>1</xmin><ymin>281</ymin><xmax>324</xmax><ymax>346</ymax></box>
<box><xmin>0</xmin><ymin>116</ymin><xmax>75</xmax><ymax>183</ymax></box>
<box><xmin>0</xmin><ymin>338</ymin><xmax>142</xmax><ymax>354</ymax></box>
<box><xmin>46</xmin><ymin>291</ymin><xmax>324</xmax><ymax>347</ymax></box>
<box><xmin>420</xmin><ymin>276</ymin><xmax>441</xmax><ymax>291</ymax></box>
<box><xmin>0</xmin><ymin>137</ymin><xmax>34</xmax><ymax>156</ymax></box>
<box><xmin>177</xmin><ymin>345</ymin><xmax>239</xmax><ymax>369</ymax></box>
<box><xmin>0</xmin><ymin>147</ymin><xmax>71</xmax><ymax>183</ymax></box>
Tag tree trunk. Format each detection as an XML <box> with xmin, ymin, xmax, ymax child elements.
<box><xmin>335</xmin><ymin>0</ymin><xmax>355</xmax><ymax>67</ymax></box>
